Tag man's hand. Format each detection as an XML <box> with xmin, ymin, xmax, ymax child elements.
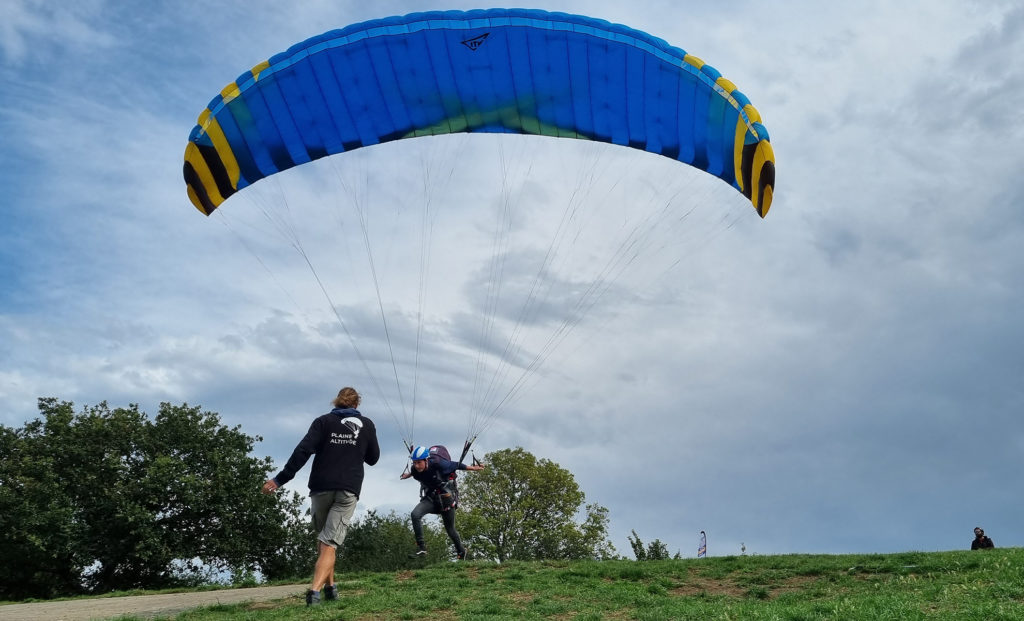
<box><xmin>261</xmin><ymin>479</ymin><xmax>279</xmax><ymax>494</ymax></box>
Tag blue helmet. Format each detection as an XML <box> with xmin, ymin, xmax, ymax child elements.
<box><xmin>410</xmin><ymin>446</ymin><xmax>430</xmax><ymax>461</ymax></box>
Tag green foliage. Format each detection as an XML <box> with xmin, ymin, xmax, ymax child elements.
<box><xmin>457</xmin><ymin>447</ymin><xmax>615</xmax><ymax>562</ymax></box>
<box><xmin>255</xmin><ymin>491</ymin><xmax>316</xmax><ymax>583</ymax></box>
<box><xmin>0</xmin><ymin>398</ymin><xmax>312</xmax><ymax>599</ymax></box>
<box><xmin>339</xmin><ymin>509</ymin><xmax>451</xmax><ymax>571</ymax></box>
<box><xmin>628</xmin><ymin>529</ymin><xmax>675</xmax><ymax>561</ymax></box>
<box><xmin>0</xmin><ymin>418</ymin><xmax>84</xmax><ymax>598</ymax></box>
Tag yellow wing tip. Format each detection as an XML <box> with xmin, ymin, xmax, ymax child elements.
<box><xmin>751</xmin><ymin>140</ymin><xmax>775</xmax><ymax>218</ymax></box>
<box><xmin>758</xmin><ymin>186</ymin><xmax>773</xmax><ymax>218</ymax></box>
<box><xmin>186</xmin><ymin>186</ymin><xmax>212</xmax><ymax>216</ymax></box>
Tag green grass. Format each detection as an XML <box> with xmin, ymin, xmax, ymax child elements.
<box><xmin>41</xmin><ymin>549</ymin><xmax>1024</xmax><ymax>620</ymax></box>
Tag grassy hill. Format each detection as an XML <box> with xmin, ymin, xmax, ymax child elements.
<box><xmin>104</xmin><ymin>548</ymin><xmax>1024</xmax><ymax>619</ymax></box>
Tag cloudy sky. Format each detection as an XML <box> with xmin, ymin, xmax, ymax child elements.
<box><xmin>2</xmin><ymin>0</ymin><xmax>1022</xmax><ymax>559</ymax></box>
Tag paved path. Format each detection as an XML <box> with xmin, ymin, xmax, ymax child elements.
<box><xmin>0</xmin><ymin>584</ymin><xmax>307</xmax><ymax>621</ymax></box>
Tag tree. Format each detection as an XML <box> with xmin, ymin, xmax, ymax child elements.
<box><xmin>457</xmin><ymin>447</ymin><xmax>615</xmax><ymax>561</ymax></box>
<box><xmin>0</xmin><ymin>398</ymin><xmax>313</xmax><ymax>599</ymax></box>
<box><xmin>0</xmin><ymin>420</ymin><xmax>85</xmax><ymax>598</ymax></box>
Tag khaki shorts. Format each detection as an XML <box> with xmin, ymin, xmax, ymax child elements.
<box><xmin>310</xmin><ymin>490</ymin><xmax>358</xmax><ymax>548</ymax></box>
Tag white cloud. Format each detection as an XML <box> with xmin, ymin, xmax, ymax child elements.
<box><xmin>0</xmin><ymin>0</ymin><xmax>115</xmax><ymax>66</ymax></box>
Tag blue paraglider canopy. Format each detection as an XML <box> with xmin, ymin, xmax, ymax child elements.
<box><xmin>184</xmin><ymin>8</ymin><xmax>774</xmax><ymax>218</ymax></box>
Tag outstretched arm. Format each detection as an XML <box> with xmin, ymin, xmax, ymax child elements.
<box><xmin>272</xmin><ymin>419</ymin><xmax>324</xmax><ymax>487</ymax></box>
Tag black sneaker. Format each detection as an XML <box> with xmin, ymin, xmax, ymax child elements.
<box><xmin>306</xmin><ymin>589</ymin><xmax>321</xmax><ymax>606</ymax></box>
<box><xmin>456</xmin><ymin>547</ymin><xmax>469</xmax><ymax>560</ymax></box>
<box><xmin>324</xmin><ymin>584</ymin><xmax>338</xmax><ymax>601</ymax></box>
<box><xmin>408</xmin><ymin>545</ymin><xmax>428</xmax><ymax>558</ymax></box>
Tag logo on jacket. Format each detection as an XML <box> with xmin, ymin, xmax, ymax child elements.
<box><xmin>341</xmin><ymin>417</ymin><xmax>363</xmax><ymax>439</ymax></box>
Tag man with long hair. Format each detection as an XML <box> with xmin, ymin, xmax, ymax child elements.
<box><xmin>262</xmin><ymin>387</ymin><xmax>380</xmax><ymax>606</ymax></box>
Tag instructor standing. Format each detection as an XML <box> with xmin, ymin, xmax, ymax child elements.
<box><xmin>262</xmin><ymin>387</ymin><xmax>380</xmax><ymax>606</ymax></box>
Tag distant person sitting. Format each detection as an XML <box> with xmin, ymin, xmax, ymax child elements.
<box><xmin>971</xmin><ymin>527</ymin><xmax>994</xmax><ymax>550</ymax></box>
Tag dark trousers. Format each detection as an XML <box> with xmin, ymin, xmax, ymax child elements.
<box><xmin>411</xmin><ymin>497</ymin><xmax>464</xmax><ymax>555</ymax></box>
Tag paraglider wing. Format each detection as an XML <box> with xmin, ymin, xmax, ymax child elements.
<box><xmin>184</xmin><ymin>8</ymin><xmax>775</xmax><ymax>217</ymax></box>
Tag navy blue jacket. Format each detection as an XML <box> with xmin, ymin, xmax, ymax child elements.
<box><xmin>273</xmin><ymin>408</ymin><xmax>380</xmax><ymax>496</ymax></box>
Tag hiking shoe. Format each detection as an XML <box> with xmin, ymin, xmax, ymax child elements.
<box><xmin>456</xmin><ymin>545</ymin><xmax>469</xmax><ymax>560</ymax></box>
<box><xmin>324</xmin><ymin>584</ymin><xmax>338</xmax><ymax>601</ymax></box>
<box><xmin>306</xmin><ymin>589</ymin><xmax>321</xmax><ymax>606</ymax></box>
<box><xmin>408</xmin><ymin>545</ymin><xmax>428</xmax><ymax>558</ymax></box>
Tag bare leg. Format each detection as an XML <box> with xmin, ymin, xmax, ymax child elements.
<box><xmin>310</xmin><ymin>541</ymin><xmax>336</xmax><ymax>592</ymax></box>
